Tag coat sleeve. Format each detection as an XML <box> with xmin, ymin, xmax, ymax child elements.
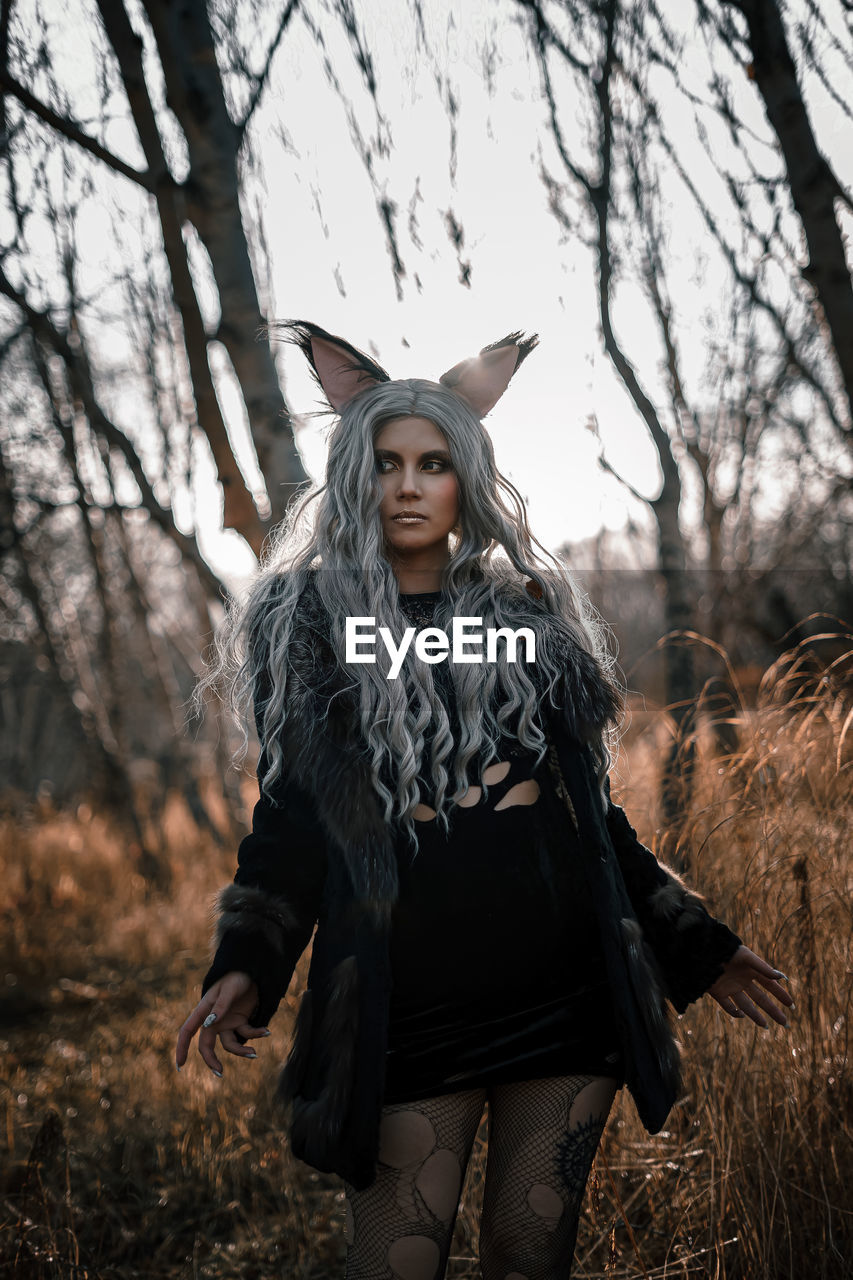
<box><xmin>200</xmin><ymin>764</ymin><xmax>329</xmax><ymax>1028</ymax></box>
<box><xmin>604</xmin><ymin>777</ymin><xmax>742</xmax><ymax>1014</ymax></box>
<box><xmin>201</xmin><ymin>629</ymin><xmax>329</xmax><ymax>1029</ymax></box>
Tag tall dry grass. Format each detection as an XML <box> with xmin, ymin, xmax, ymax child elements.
<box><xmin>1</xmin><ymin>637</ymin><xmax>851</xmax><ymax>1278</ymax></box>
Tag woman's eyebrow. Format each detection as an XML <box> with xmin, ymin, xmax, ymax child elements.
<box><xmin>374</xmin><ymin>448</ymin><xmax>452</xmax><ymax>461</ymax></box>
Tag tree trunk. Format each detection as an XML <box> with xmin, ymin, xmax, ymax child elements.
<box><xmin>592</xmin><ymin>0</ymin><xmax>698</xmax><ymax>839</ymax></box>
<box><xmin>141</xmin><ymin>0</ymin><xmax>308</xmax><ymax>526</ymax></box>
<box><xmin>722</xmin><ymin>0</ymin><xmax>853</xmax><ymax>425</ymax></box>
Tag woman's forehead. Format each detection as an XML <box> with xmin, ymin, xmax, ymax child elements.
<box><xmin>374</xmin><ymin>415</ymin><xmax>448</xmax><ymax>449</ymax></box>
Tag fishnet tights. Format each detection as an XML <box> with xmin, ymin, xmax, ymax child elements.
<box><xmin>343</xmin><ymin>1074</ymin><xmax>616</xmax><ymax>1280</ymax></box>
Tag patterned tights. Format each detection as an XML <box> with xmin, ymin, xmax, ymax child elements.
<box><xmin>343</xmin><ymin>1073</ymin><xmax>617</xmax><ymax>1280</ymax></box>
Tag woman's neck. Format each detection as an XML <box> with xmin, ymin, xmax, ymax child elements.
<box><xmin>390</xmin><ymin>554</ymin><xmax>450</xmax><ymax>595</ymax></box>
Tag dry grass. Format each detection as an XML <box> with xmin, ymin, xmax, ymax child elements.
<box><xmin>1</xmin><ymin>639</ymin><xmax>851</xmax><ymax>1278</ymax></box>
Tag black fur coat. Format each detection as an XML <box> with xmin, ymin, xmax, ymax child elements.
<box><xmin>201</xmin><ymin>579</ymin><xmax>742</xmax><ymax>1190</ymax></box>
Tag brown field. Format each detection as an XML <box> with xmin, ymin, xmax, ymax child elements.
<box><xmin>2</xmin><ymin>642</ymin><xmax>852</xmax><ymax>1279</ymax></box>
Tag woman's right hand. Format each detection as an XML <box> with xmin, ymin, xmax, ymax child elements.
<box><xmin>175</xmin><ymin>971</ymin><xmax>270</xmax><ymax>1077</ymax></box>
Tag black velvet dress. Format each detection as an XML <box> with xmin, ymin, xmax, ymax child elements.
<box><xmin>383</xmin><ymin>590</ymin><xmax>625</xmax><ymax>1105</ymax></box>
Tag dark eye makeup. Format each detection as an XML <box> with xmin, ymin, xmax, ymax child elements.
<box><xmin>375</xmin><ymin>451</ymin><xmax>453</xmax><ymax>473</ymax></box>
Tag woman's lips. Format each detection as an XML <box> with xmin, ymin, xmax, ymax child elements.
<box><xmin>392</xmin><ymin>514</ymin><xmax>427</xmax><ymax>523</ymax></box>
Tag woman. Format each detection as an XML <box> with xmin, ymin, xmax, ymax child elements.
<box><xmin>176</xmin><ymin>323</ymin><xmax>793</xmax><ymax>1279</ymax></box>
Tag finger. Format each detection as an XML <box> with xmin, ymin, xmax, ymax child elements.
<box><xmin>175</xmin><ymin>997</ymin><xmax>215</xmax><ymax>1066</ymax></box>
<box><xmin>200</xmin><ymin>987</ymin><xmax>240</xmax><ymax>1034</ymax></box>
<box><xmin>745</xmin><ymin>981</ymin><xmax>790</xmax><ymax>1027</ymax></box>
<box><xmin>197</xmin><ymin>1028</ymin><xmax>224</xmax><ymax>1076</ymax></box>
<box><xmin>745</xmin><ymin>953</ymin><xmax>788</xmax><ymax>981</ymax></box>
<box><xmin>754</xmin><ymin>974</ymin><xmax>795</xmax><ymax>1007</ymax></box>
<box><xmin>236</xmin><ymin>1024</ymin><xmax>271</xmax><ymax>1041</ymax></box>
<box><xmin>220</xmin><ymin>1028</ymin><xmax>259</xmax><ymax>1058</ymax></box>
<box><xmin>733</xmin><ymin>990</ymin><xmax>767</xmax><ymax>1028</ymax></box>
<box><xmin>715</xmin><ymin>994</ymin><xmax>740</xmax><ymax>1017</ymax></box>
<box><xmin>175</xmin><ymin>1017</ymin><xmax>197</xmax><ymax>1068</ymax></box>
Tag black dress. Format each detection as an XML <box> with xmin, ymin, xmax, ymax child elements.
<box><xmin>383</xmin><ymin>590</ymin><xmax>625</xmax><ymax>1105</ymax></box>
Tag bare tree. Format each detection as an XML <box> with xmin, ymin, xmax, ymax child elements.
<box><xmin>507</xmin><ymin>0</ymin><xmax>852</xmax><ymax>828</ymax></box>
<box><xmin>0</xmin><ymin>0</ymin><xmax>311</xmax><ymax>550</ymax></box>
<box><xmin>713</xmin><ymin>0</ymin><xmax>853</xmax><ymax>424</ymax></box>
<box><xmin>0</xmin><ymin>0</ymin><xmax>413</xmax><ymax>851</ymax></box>
<box><xmin>516</xmin><ymin>0</ymin><xmax>706</xmax><ymax>825</ymax></box>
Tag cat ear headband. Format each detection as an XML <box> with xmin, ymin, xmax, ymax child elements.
<box><xmin>272</xmin><ymin>320</ymin><xmax>539</xmax><ymax>418</ymax></box>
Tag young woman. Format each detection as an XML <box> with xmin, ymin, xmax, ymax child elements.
<box><xmin>175</xmin><ymin>323</ymin><xmax>793</xmax><ymax>1280</ymax></box>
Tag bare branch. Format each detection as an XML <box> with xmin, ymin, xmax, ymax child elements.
<box><xmin>526</xmin><ymin>11</ymin><xmax>593</xmax><ymax>196</ymax></box>
<box><xmin>0</xmin><ymin>69</ymin><xmax>153</xmax><ymax>188</ymax></box>
<box><xmin>236</xmin><ymin>0</ymin><xmax>299</xmax><ymax>144</ymax></box>
<box><xmin>515</xmin><ymin>0</ymin><xmax>593</xmax><ymax>76</ymax></box>
<box><xmin>649</xmin><ymin>104</ymin><xmax>851</xmax><ymax>439</ymax></box>
<box><xmin>0</xmin><ymin>259</ymin><xmax>222</xmax><ymax>599</ymax></box>
<box><xmin>299</xmin><ymin>2</ymin><xmax>408</xmax><ymax>297</ymax></box>
<box><xmin>596</xmin><ymin>450</ymin><xmax>652</xmax><ymax>507</ymax></box>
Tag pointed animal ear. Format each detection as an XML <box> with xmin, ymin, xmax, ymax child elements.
<box><xmin>439</xmin><ymin>331</ymin><xmax>539</xmax><ymax>417</ymax></box>
<box><xmin>271</xmin><ymin>320</ymin><xmax>391</xmax><ymax>412</ymax></box>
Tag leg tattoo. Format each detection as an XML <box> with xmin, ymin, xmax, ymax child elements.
<box><xmin>479</xmin><ymin>1074</ymin><xmax>618</xmax><ymax>1280</ymax></box>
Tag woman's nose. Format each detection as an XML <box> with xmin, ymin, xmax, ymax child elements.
<box><xmin>396</xmin><ymin>467</ymin><xmax>421</xmax><ymax>495</ymax></box>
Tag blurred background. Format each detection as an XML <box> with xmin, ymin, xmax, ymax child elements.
<box><xmin>1</xmin><ymin>1</ymin><xmax>851</xmax><ymax>1276</ymax></box>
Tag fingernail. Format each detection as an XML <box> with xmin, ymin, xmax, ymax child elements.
<box><xmin>203</xmin><ymin>1012</ymin><xmax>217</xmax><ymax>1028</ymax></box>
<box><xmin>773</xmin><ymin>971</ymin><xmax>788</xmax><ymax>980</ymax></box>
<box><xmin>260</xmin><ymin>1029</ymin><xmax>271</xmax><ymax>1037</ymax></box>
<box><xmin>212</xmin><ymin>1069</ymin><xmax>222</xmax><ymax>1078</ymax></box>
<box><xmin>176</xmin><ymin>1063</ymin><xmax>181</xmax><ymax>1072</ymax></box>
<box><xmin>246</xmin><ymin>1051</ymin><xmax>258</xmax><ymax>1059</ymax></box>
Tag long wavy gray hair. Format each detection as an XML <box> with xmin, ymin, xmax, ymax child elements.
<box><xmin>194</xmin><ymin>378</ymin><xmax>625</xmax><ymax>851</ymax></box>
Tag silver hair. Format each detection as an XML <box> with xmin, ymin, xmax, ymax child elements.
<box><xmin>193</xmin><ymin>379</ymin><xmax>625</xmax><ymax>853</ymax></box>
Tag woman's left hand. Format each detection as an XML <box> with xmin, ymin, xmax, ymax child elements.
<box><xmin>707</xmin><ymin>945</ymin><xmax>795</xmax><ymax>1028</ymax></box>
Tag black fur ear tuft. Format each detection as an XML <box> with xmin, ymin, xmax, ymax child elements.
<box><xmin>478</xmin><ymin>331</ymin><xmax>540</xmax><ymax>369</ymax></box>
<box><xmin>266</xmin><ymin>320</ymin><xmax>391</xmax><ymax>412</ymax></box>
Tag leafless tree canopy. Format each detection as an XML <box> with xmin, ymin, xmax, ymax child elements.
<box><xmin>0</xmin><ymin>0</ymin><xmax>415</xmax><ymax>851</ymax></box>
<box><xmin>1</xmin><ymin>0</ymin><xmax>851</xmax><ymax>834</ymax></box>
<box><xmin>502</xmin><ymin>0</ymin><xmax>852</xmax><ymax>815</ymax></box>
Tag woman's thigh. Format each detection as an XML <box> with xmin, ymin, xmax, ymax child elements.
<box><xmin>480</xmin><ymin>1073</ymin><xmax>619</xmax><ymax>1280</ymax></box>
<box><xmin>343</xmin><ymin>1086</ymin><xmax>487</xmax><ymax>1280</ymax></box>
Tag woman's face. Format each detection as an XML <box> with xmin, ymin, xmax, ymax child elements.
<box><xmin>374</xmin><ymin>415</ymin><xmax>460</xmax><ymax>567</ymax></box>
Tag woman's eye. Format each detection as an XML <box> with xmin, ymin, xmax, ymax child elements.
<box><xmin>375</xmin><ymin>458</ymin><xmax>450</xmax><ymax>473</ymax></box>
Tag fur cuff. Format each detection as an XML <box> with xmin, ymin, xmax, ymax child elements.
<box><xmin>646</xmin><ymin>872</ymin><xmax>711</xmax><ymax>933</ymax></box>
<box><xmin>211</xmin><ymin>882</ymin><xmax>301</xmax><ymax>959</ymax></box>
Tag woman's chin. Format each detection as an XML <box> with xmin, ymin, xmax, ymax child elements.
<box><xmin>384</xmin><ymin>527</ymin><xmax>433</xmax><ymax>552</ymax></box>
